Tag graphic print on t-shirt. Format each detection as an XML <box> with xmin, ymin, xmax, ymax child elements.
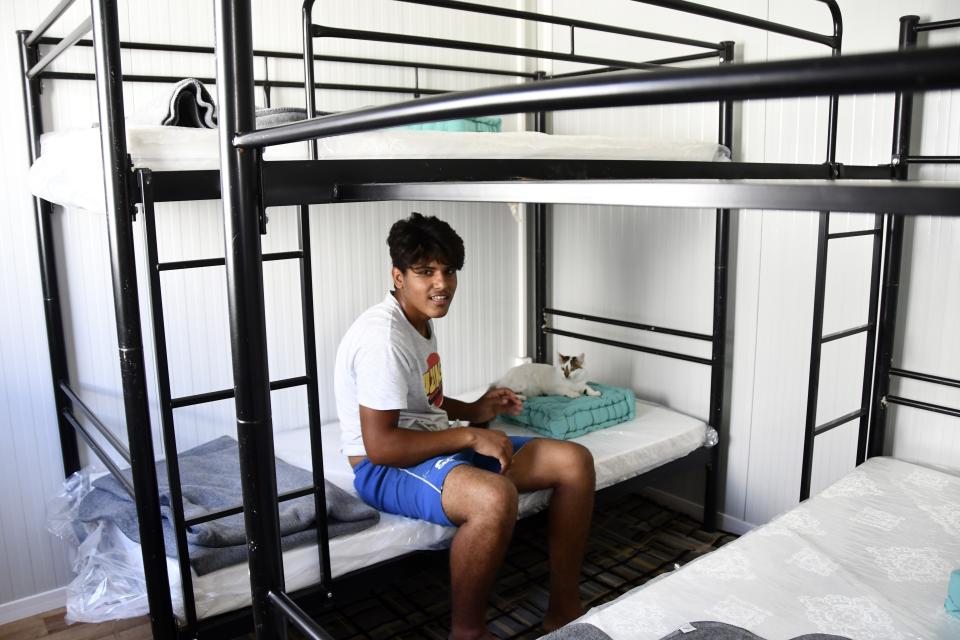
<box><xmin>423</xmin><ymin>352</ymin><xmax>443</xmax><ymax>407</ymax></box>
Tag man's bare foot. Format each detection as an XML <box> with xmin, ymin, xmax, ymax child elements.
<box><xmin>448</xmin><ymin>630</ymin><xmax>497</xmax><ymax>640</ymax></box>
<box><xmin>541</xmin><ymin>606</ymin><xmax>585</xmax><ymax>633</ymax></box>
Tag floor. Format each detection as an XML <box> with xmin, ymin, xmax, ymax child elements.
<box><xmin>0</xmin><ymin>494</ymin><xmax>736</xmax><ymax>640</ymax></box>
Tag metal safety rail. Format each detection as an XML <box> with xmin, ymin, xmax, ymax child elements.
<box><xmin>868</xmin><ymin>14</ymin><xmax>960</xmax><ymax>460</ymax></box>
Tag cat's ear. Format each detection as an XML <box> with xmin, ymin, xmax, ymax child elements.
<box><xmin>559</xmin><ymin>354</ymin><xmax>570</xmax><ymax>363</ymax></box>
<box><xmin>577</xmin><ymin>352</ymin><xmax>585</xmax><ymax>363</ymax></box>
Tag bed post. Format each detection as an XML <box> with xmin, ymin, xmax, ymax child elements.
<box><xmin>301</xmin><ymin>0</ymin><xmax>334</xmax><ymax>598</ymax></box>
<box><xmin>17</xmin><ymin>31</ymin><xmax>81</xmax><ymax>478</ymax></box>
<box><xmin>704</xmin><ymin>41</ymin><xmax>735</xmax><ymax>533</ymax></box>
<box><xmin>88</xmin><ymin>0</ymin><xmax>177</xmax><ymax>635</ymax></box>
<box><xmin>214</xmin><ymin>1</ymin><xmax>288</xmax><ymax>638</ymax></box>
<box><xmin>533</xmin><ymin>70</ymin><xmax>549</xmax><ymax>364</ymax></box>
<box><xmin>869</xmin><ymin>16</ymin><xmax>919</xmax><ymax>459</ymax></box>
<box><xmin>800</xmin><ymin>3</ymin><xmax>842</xmax><ymax>501</ymax></box>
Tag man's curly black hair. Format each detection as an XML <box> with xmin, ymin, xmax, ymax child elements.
<box><xmin>387</xmin><ymin>212</ymin><xmax>465</xmax><ymax>272</ymax></box>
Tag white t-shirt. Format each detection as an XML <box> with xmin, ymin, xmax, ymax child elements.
<box><xmin>334</xmin><ymin>293</ymin><xmax>450</xmax><ymax>456</ymax></box>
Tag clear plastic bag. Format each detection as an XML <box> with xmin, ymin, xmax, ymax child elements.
<box><xmin>703</xmin><ymin>427</ymin><xmax>719</xmax><ymax>447</ymax></box>
<box><xmin>48</xmin><ymin>469</ymin><xmax>152</xmax><ymax>623</ymax></box>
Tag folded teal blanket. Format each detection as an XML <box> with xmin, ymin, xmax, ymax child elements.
<box><xmin>399</xmin><ymin>116</ymin><xmax>502</xmax><ymax>132</ymax></box>
<box><xmin>947</xmin><ymin>569</ymin><xmax>960</xmax><ymax>619</ymax></box>
<box><xmin>500</xmin><ymin>383</ymin><xmax>635</xmax><ymax>440</ymax></box>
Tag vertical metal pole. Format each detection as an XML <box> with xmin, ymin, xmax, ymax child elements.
<box><xmin>799</xmin><ymin>19</ymin><xmax>842</xmax><ymax>502</ymax></box>
<box><xmin>533</xmin><ymin>70</ymin><xmax>549</xmax><ymax>364</ymax></box>
<box><xmin>855</xmin><ymin>212</ymin><xmax>883</xmax><ymax>464</ymax></box>
<box><xmin>298</xmin><ymin>206</ymin><xmax>333</xmax><ymax>593</ymax></box>
<box><xmin>89</xmin><ymin>0</ymin><xmax>176</xmax><ymax>635</ymax></box>
<box><xmin>302</xmin><ymin>0</ymin><xmax>318</xmax><ymax>158</ymax></box>
<box><xmin>214</xmin><ymin>1</ymin><xmax>286</xmax><ymax>638</ymax></box>
<box><xmin>869</xmin><ymin>15</ymin><xmax>918</xmax><ymax>459</ymax></box>
<box><xmin>800</xmin><ymin>211</ymin><xmax>829</xmax><ymax>501</ymax></box>
<box><xmin>18</xmin><ymin>30</ymin><xmax>81</xmax><ymax>478</ymax></box>
<box><xmin>704</xmin><ymin>41</ymin><xmax>735</xmax><ymax>533</ymax></box>
<box><xmin>138</xmin><ymin>169</ymin><xmax>199</xmax><ymax>628</ymax></box>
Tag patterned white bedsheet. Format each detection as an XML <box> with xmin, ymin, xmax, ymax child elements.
<box><xmin>574</xmin><ymin>457</ymin><xmax>960</xmax><ymax>640</ymax></box>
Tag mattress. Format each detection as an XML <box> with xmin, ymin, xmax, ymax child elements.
<box><xmin>27</xmin><ymin>125</ymin><xmax>730</xmax><ymax>213</ymax></box>
<box><xmin>97</xmin><ymin>398</ymin><xmax>708</xmax><ymax>621</ymax></box>
<box><xmin>570</xmin><ymin>456</ymin><xmax>960</xmax><ymax>640</ymax></box>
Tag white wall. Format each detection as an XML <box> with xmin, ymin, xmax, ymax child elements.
<box><xmin>1</xmin><ymin>0</ymin><xmax>958</xmax><ymax>615</ymax></box>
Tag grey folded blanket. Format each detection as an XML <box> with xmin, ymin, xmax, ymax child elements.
<box><xmin>125</xmin><ymin>78</ymin><xmax>218</xmax><ymax>128</ymax></box>
<box><xmin>541</xmin><ymin>622</ymin><xmax>852</xmax><ymax>640</ymax></box>
<box><xmin>78</xmin><ymin>435</ymin><xmax>379</xmax><ymax>575</ymax></box>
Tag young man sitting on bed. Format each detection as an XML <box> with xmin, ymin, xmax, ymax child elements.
<box><xmin>334</xmin><ymin>212</ymin><xmax>596</xmax><ymax>639</ymax></box>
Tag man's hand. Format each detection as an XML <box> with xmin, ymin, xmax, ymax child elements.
<box><xmin>471</xmin><ymin>387</ymin><xmax>523</xmax><ymax>424</ymax></box>
<box><xmin>469</xmin><ymin>427</ymin><xmax>514</xmax><ymax>474</ymax></box>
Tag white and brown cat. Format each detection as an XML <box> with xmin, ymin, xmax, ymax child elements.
<box><xmin>494</xmin><ymin>353</ymin><xmax>601</xmax><ymax>400</ymax></box>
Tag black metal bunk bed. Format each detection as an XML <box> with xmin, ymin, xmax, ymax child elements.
<box><xmin>17</xmin><ymin>1</ymin><xmax>960</xmax><ymax>639</ymax></box>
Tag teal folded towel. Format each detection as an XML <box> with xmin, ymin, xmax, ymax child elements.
<box><xmin>947</xmin><ymin>569</ymin><xmax>960</xmax><ymax>619</ymax></box>
<box><xmin>500</xmin><ymin>383</ymin><xmax>636</xmax><ymax>440</ymax></box>
<box><xmin>398</xmin><ymin>116</ymin><xmax>502</xmax><ymax>133</ymax></box>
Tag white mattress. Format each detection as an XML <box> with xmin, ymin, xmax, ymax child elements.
<box><xmin>103</xmin><ymin>399</ymin><xmax>707</xmax><ymax>620</ymax></box>
<box><xmin>573</xmin><ymin>457</ymin><xmax>960</xmax><ymax>640</ymax></box>
<box><xmin>27</xmin><ymin>125</ymin><xmax>730</xmax><ymax>213</ymax></box>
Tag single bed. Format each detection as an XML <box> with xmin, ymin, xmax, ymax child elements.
<box><xmin>550</xmin><ymin>456</ymin><xmax>960</xmax><ymax>640</ymax></box>
<box><xmin>27</xmin><ymin>124</ymin><xmax>730</xmax><ymax>213</ymax></box>
<box><xmin>72</xmin><ymin>397</ymin><xmax>711</xmax><ymax>621</ymax></box>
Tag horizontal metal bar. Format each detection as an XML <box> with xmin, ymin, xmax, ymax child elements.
<box><xmin>545</xmin><ymin>308</ymin><xmax>712</xmax><ymax>341</ymax></box>
<box><xmin>268</xmin><ymin>591</ymin><xmax>335</xmax><ymax>640</ymax></box>
<box><xmin>313</xmin><ymin>25</ymin><xmax>664</xmax><ymax>73</ymax></box>
<box><xmin>827</xmin><ymin>228</ymin><xmax>881</xmax><ymax>239</ymax></box>
<box><xmin>37</xmin><ymin>35</ymin><xmax>536</xmax><ymax>79</ymax></box>
<box><xmin>38</xmin><ymin>71</ymin><xmax>447</xmax><ymax>96</ymax></box>
<box><xmin>550</xmin><ymin>51</ymin><xmax>720</xmax><ymax>79</ymax></box>
<box><xmin>27</xmin><ymin>17</ymin><xmax>92</xmax><ymax>79</ymax></box>
<box><xmin>63</xmin><ymin>410</ymin><xmax>136</xmax><ymax>497</ymax></box>
<box><xmin>144</xmin><ymin>160</ymin><xmax>893</xmax><ymax>207</ymax></box>
<box><xmin>633</xmin><ymin>0</ymin><xmax>835</xmax><ymax>48</ymax></box>
<box><xmin>902</xmin><ymin>155</ymin><xmax>960</xmax><ymax>164</ymax></box>
<box><xmin>886</xmin><ymin>395</ymin><xmax>960</xmax><ymax>419</ymax></box>
<box><xmin>59</xmin><ymin>382</ymin><xmax>131</xmax><ymax>463</ymax></box>
<box><xmin>185</xmin><ymin>485</ymin><xmax>317</xmax><ymax>527</ymax></box>
<box><xmin>543</xmin><ymin>327</ymin><xmax>712</xmax><ymax>365</ymax></box>
<box><xmin>916</xmin><ymin>18</ymin><xmax>960</xmax><ymax>32</ymax></box>
<box><xmin>333</xmin><ymin>179</ymin><xmax>960</xmax><ymax>216</ymax></box>
<box><xmin>390</xmin><ymin>0</ymin><xmax>722</xmax><ymax>51</ymax></box>
<box><xmin>821</xmin><ymin>322</ymin><xmax>872</xmax><ymax>344</ymax></box>
<box><xmin>235</xmin><ymin>45</ymin><xmax>960</xmax><ymax>149</ymax></box>
<box><xmin>890</xmin><ymin>368</ymin><xmax>960</xmax><ymax>390</ymax></box>
<box><xmin>158</xmin><ymin>251</ymin><xmax>302</xmax><ymax>272</ymax></box>
<box><xmin>814</xmin><ymin>408</ymin><xmax>865</xmax><ymax>436</ymax></box>
<box><xmin>25</xmin><ymin>0</ymin><xmax>76</xmax><ymax>47</ymax></box>
<box><xmin>171</xmin><ymin>376</ymin><xmax>310</xmax><ymax>409</ymax></box>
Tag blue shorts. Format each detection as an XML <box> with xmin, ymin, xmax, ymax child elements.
<box><xmin>352</xmin><ymin>436</ymin><xmax>533</xmax><ymax>527</ymax></box>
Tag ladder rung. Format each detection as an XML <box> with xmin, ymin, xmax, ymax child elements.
<box><xmin>171</xmin><ymin>375</ymin><xmax>310</xmax><ymax>409</ymax></box>
<box><xmin>158</xmin><ymin>250</ymin><xmax>303</xmax><ymax>272</ymax></box>
<box><xmin>827</xmin><ymin>228</ymin><xmax>881</xmax><ymax>240</ymax></box>
<box><xmin>821</xmin><ymin>322</ymin><xmax>873</xmax><ymax>344</ymax></box>
<box><xmin>185</xmin><ymin>484</ymin><xmax>319</xmax><ymax>527</ymax></box>
<box><xmin>814</xmin><ymin>408</ymin><xmax>866</xmax><ymax>436</ymax></box>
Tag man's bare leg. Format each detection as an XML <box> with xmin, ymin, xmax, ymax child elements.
<box><xmin>507</xmin><ymin>439</ymin><xmax>595</xmax><ymax>631</ymax></box>
<box><xmin>442</xmin><ymin>465</ymin><xmax>519</xmax><ymax>640</ymax></box>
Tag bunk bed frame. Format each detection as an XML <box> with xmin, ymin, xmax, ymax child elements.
<box><xmin>16</xmin><ymin>1</ymin><xmax>960</xmax><ymax>639</ymax></box>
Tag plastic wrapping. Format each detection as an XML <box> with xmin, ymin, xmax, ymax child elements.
<box><xmin>48</xmin><ymin>469</ymin><xmax>160</xmax><ymax>624</ymax></box>
<box><xmin>703</xmin><ymin>427</ymin><xmax>719</xmax><ymax>447</ymax></box>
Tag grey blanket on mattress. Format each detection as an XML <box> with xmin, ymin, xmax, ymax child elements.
<box><xmin>541</xmin><ymin>622</ymin><xmax>852</xmax><ymax>640</ymax></box>
<box><xmin>78</xmin><ymin>435</ymin><xmax>379</xmax><ymax>575</ymax></box>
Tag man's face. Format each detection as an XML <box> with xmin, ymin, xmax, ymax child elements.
<box><xmin>393</xmin><ymin>259</ymin><xmax>458</xmax><ymax>327</ymax></box>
